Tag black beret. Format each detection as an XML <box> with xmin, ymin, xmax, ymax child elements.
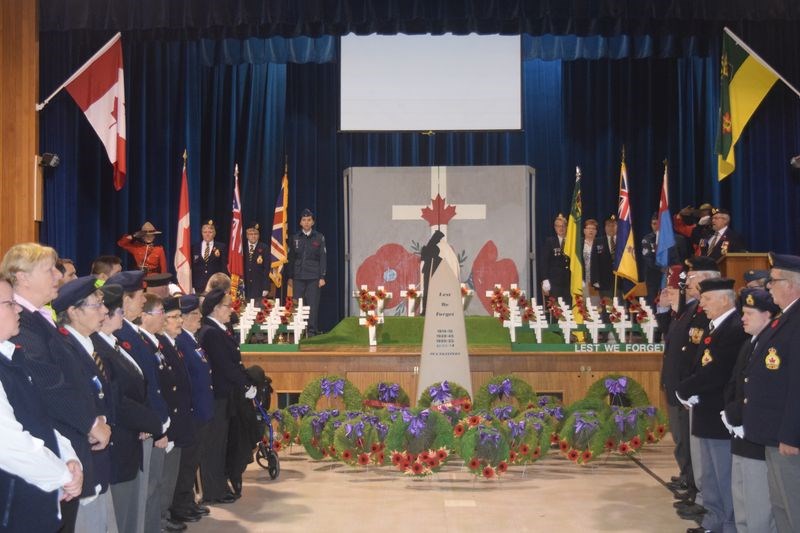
<box><xmin>739</xmin><ymin>288</ymin><xmax>780</xmax><ymax>315</ymax></box>
<box><xmin>743</xmin><ymin>269</ymin><xmax>769</xmax><ymax>283</ymax></box>
<box><xmin>605</xmin><ymin>214</ymin><xmax>616</xmax><ymax>223</ymax></box>
<box><xmin>712</xmin><ymin>208</ymin><xmax>730</xmax><ymax>216</ymax></box>
<box><xmin>769</xmin><ymin>252</ymin><xmax>800</xmax><ymax>274</ymax></box>
<box><xmin>162</xmin><ymin>296</ymin><xmax>180</xmax><ymax>313</ymax></box>
<box><xmin>201</xmin><ymin>288</ymin><xmax>227</xmax><ymax>316</ymax></box>
<box><xmin>106</xmin><ymin>270</ymin><xmax>145</xmax><ymax>293</ymax></box>
<box><xmin>144</xmin><ymin>273</ymin><xmax>173</xmax><ymax>288</ymax></box>
<box><xmin>685</xmin><ymin>256</ymin><xmax>719</xmax><ymax>272</ymax></box>
<box><xmin>100</xmin><ymin>283</ymin><xmax>123</xmax><ymax>311</ymax></box>
<box><xmin>650</xmin><ymin>211</ymin><xmax>659</xmax><ymax>221</ymax></box>
<box><xmin>52</xmin><ymin>276</ymin><xmax>100</xmax><ymax>313</ymax></box>
<box><xmin>246</xmin><ymin>221</ymin><xmax>260</xmax><ymax>231</ymax></box>
<box><xmin>300</xmin><ymin>208</ymin><xmax>314</xmax><ymax>219</ymax></box>
<box><xmin>699</xmin><ymin>277</ymin><xmax>735</xmax><ymax>294</ymax></box>
<box><xmin>179</xmin><ymin>294</ymin><xmax>200</xmax><ymax>314</ymax></box>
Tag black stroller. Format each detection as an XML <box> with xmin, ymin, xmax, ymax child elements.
<box><xmin>248</xmin><ymin>368</ymin><xmax>280</xmax><ymax>480</ymax></box>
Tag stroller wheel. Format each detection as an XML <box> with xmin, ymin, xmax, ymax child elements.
<box><xmin>255</xmin><ymin>444</ymin><xmax>271</xmax><ymax>470</ymax></box>
<box><xmin>267</xmin><ymin>451</ymin><xmax>280</xmax><ymax>480</ymax></box>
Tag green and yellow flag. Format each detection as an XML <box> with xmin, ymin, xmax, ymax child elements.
<box><xmin>563</xmin><ymin>167</ymin><xmax>583</xmax><ymax>324</ymax></box>
<box><xmin>717</xmin><ymin>28</ymin><xmax>779</xmax><ymax>180</ymax></box>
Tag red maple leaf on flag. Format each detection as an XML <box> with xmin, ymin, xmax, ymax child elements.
<box><xmin>420</xmin><ymin>194</ymin><xmax>457</xmax><ymax>226</ymax></box>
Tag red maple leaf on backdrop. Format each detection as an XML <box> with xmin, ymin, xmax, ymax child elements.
<box><xmin>420</xmin><ymin>194</ymin><xmax>457</xmax><ymax>227</ymax></box>
<box><xmin>471</xmin><ymin>241</ymin><xmax>519</xmax><ymax>314</ymax></box>
<box><xmin>356</xmin><ymin>244</ymin><xmax>421</xmax><ymax>310</ymax></box>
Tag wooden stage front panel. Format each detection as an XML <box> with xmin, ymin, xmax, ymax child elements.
<box><xmin>242</xmin><ymin>349</ymin><xmax>666</xmax><ymax>411</ymax></box>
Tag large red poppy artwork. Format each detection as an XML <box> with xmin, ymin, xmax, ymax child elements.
<box><xmin>471</xmin><ymin>241</ymin><xmax>519</xmax><ymax>314</ymax></box>
<box><xmin>355</xmin><ymin>243</ymin><xmax>421</xmax><ymax>309</ymax></box>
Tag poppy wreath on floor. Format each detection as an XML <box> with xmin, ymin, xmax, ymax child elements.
<box><xmin>459</xmin><ymin>423</ymin><xmax>511</xmax><ymax>479</ymax></box>
<box><xmin>417</xmin><ymin>380</ymin><xmax>472</xmax><ymax>425</ymax></box>
<box><xmin>584</xmin><ymin>374</ymin><xmax>651</xmax><ymax>408</ymax></box>
<box><xmin>557</xmin><ymin>408</ymin><xmax>614</xmax><ymax>465</ymax></box>
<box><xmin>451</xmin><ymin>412</ymin><xmax>491</xmax><ymax>457</ymax></box>
<box><xmin>505</xmin><ymin>415</ymin><xmax>552</xmax><ymax>465</ymax></box>
<box><xmin>299</xmin><ymin>409</ymin><xmax>346</xmax><ymax>460</ymax></box>
<box><xmin>473</xmin><ymin>375</ymin><xmax>535</xmax><ymax>413</ymax></box>
<box><xmin>362</xmin><ymin>381</ymin><xmax>411</xmax><ymax>412</ymax></box>
<box><xmin>333</xmin><ymin>413</ymin><xmax>390</xmax><ymax>466</ymax></box>
<box><xmin>385</xmin><ymin>408</ymin><xmax>454</xmax><ymax>476</ymax></box>
<box><xmin>524</xmin><ymin>395</ymin><xmax>567</xmax><ymax>443</ymax></box>
<box><xmin>298</xmin><ymin>375</ymin><xmax>364</xmax><ymax>412</ymax></box>
<box><xmin>273</xmin><ymin>404</ymin><xmax>311</xmax><ymax>451</ymax></box>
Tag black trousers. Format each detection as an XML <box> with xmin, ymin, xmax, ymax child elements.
<box><xmin>667</xmin><ymin>401</ymin><xmax>695</xmax><ymax>487</ymax></box>
<box><xmin>58</xmin><ymin>498</ymin><xmax>79</xmax><ymax>533</ymax></box>
<box><xmin>293</xmin><ymin>278</ymin><xmax>321</xmax><ymax>334</ymax></box>
<box><xmin>172</xmin><ymin>421</ymin><xmax>209</xmax><ymax>511</ymax></box>
<box><xmin>199</xmin><ymin>399</ymin><xmax>229</xmax><ymax>500</ymax></box>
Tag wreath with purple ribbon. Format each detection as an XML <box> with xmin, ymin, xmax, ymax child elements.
<box><xmin>385</xmin><ymin>408</ymin><xmax>454</xmax><ymax>477</ymax></box>
<box><xmin>297</xmin><ymin>374</ymin><xmax>364</xmax><ymax>412</ymax></box>
<box><xmin>362</xmin><ymin>381</ymin><xmax>411</xmax><ymax>411</ymax></box>
<box><xmin>473</xmin><ymin>374</ymin><xmax>535</xmax><ymax>413</ymax></box>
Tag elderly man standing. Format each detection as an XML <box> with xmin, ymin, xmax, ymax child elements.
<box><xmin>677</xmin><ymin>277</ymin><xmax>747</xmax><ymax>533</ymax></box>
<box><xmin>699</xmin><ymin>209</ymin><xmax>745</xmax><ymax>260</ymax></box>
<box><xmin>743</xmin><ymin>253</ymin><xmax>800</xmax><ymax>533</ymax></box>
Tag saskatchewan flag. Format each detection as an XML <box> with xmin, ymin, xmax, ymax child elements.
<box><xmin>563</xmin><ymin>167</ymin><xmax>583</xmax><ymax>323</ymax></box>
<box><xmin>717</xmin><ymin>28</ymin><xmax>779</xmax><ymax>181</ymax></box>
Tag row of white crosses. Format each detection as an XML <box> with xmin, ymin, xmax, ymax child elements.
<box><xmin>399</xmin><ymin>283</ymin><xmax>474</xmax><ymax>317</ymax></box>
<box><xmin>485</xmin><ymin>283</ymin><xmax>525</xmax><ymax>342</ymax></box>
<box><xmin>352</xmin><ymin>285</ymin><xmax>392</xmax><ymax>346</ymax></box>
<box><xmin>551</xmin><ymin>296</ymin><xmax>657</xmax><ymax>344</ymax></box>
<box><xmin>242</xmin><ymin>297</ymin><xmax>310</xmax><ymax>344</ymax></box>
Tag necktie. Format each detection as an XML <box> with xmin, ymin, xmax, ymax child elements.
<box><xmin>92</xmin><ymin>351</ymin><xmax>106</xmax><ymax>379</ymax></box>
<box><xmin>249</xmin><ymin>244</ymin><xmax>255</xmax><ymax>260</ymax></box>
<box><xmin>203</xmin><ymin>243</ymin><xmax>211</xmax><ymax>260</ymax></box>
<box><xmin>708</xmin><ymin>322</ymin><xmax>715</xmax><ymax>333</ymax></box>
<box><xmin>611</xmin><ymin>236</ymin><xmax>616</xmax><ymax>251</ymax></box>
<box><xmin>708</xmin><ymin>233</ymin><xmax>719</xmax><ymax>254</ymax></box>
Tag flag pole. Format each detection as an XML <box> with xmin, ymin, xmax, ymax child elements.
<box><xmin>36</xmin><ymin>33</ymin><xmax>122</xmax><ymax>111</ymax></box>
<box><xmin>723</xmin><ymin>27</ymin><xmax>800</xmax><ymax>99</ymax></box>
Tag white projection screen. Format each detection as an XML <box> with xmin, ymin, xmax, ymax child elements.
<box><xmin>340</xmin><ymin>34</ymin><xmax>521</xmax><ymax>131</ymax></box>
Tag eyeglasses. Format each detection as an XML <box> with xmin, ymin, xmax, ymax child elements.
<box><xmin>144</xmin><ymin>309</ymin><xmax>165</xmax><ymax>315</ymax></box>
<box><xmin>766</xmin><ymin>277</ymin><xmax>788</xmax><ymax>287</ymax></box>
<box><xmin>165</xmin><ymin>314</ymin><xmax>183</xmax><ymax>320</ymax></box>
<box><xmin>0</xmin><ymin>299</ymin><xmax>22</xmax><ymax>310</ymax></box>
<box><xmin>81</xmin><ymin>302</ymin><xmax>105</xmax><ymax>310</ymax></box>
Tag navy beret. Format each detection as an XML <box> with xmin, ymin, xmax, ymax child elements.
<box><xmin>179</xmin><ymin>294</ymin><xmax>200</xmax><ymax>314</ymax></box>
<box><xmin>99</xmin><ymin>283</ymin><xmax>123</xmax><ymax>311</ymax></box>
<box><xmin>144</xmin><ymin>272</ymin><xmax>173</xmax><ymax>288</ymax></box>
<box><xmin>743</xmin><ymin>269</ymin><xmax>769</xmax><ymax>283</ymax></box>
<box><xmin>52</xmin><ymin>276</ymin><xmax>101</xmax><ymax>313</ymax></box>
<box><xmin>107</xmin><ymin>270</ymin><xmax>145</xmax><ymax>293</ymax></box>
<box><xmin>769</xmin><ymin>252</ymin><xmax>800</xmax><ymax>274</ymax></box>
<box><xmin>162</xmin><ymin>296</ymin><xmax>180</xmax><ymax>313</ymax></box>
<box><xmin>685</xmin><ymin>256</ymin><xmax>719</xmax><ymax>272</ymax></box>
<box><xmin>699</xmin><ymin>277</ymin><xmax>735</xmax><ymax>294</ymax></box>
<box><xmin>201</xmin><ymin>288</ymin><xmax>227</xmax><ymax>316</ymax></box>
<box><xmin>739</xmin><ymin>288</ymin><xmax>780</xmax><ymax>315</ymax></box>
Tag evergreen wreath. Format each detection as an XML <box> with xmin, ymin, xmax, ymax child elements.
<box><xmin>333</xmin><ymin>413</ymin><xmax>390</xmax><ymax>466</ymax></box>
<box><xmin>584</xmin><ymin>374</ymin><xmax>651</xmax><ymax>408</ymax></box>
<box><xmin>459</xmin><ymin>423</ymin><xmax>511</xmax><ymax>479</ymax></box>
<box><xmin>299</xmin><ymin>409</ymin><xmax>346</xmax><ymax>460</ymax></box>
<box><xmin>298</xmin><ymin>374</ymin><xmax>364</xmax><ymax>412</ymax></box>
<box><xmin>417</xmin><ymin>380</ymin><xmax>473</xmax><ymax>425</ymax></box>
<box><xmin>557</xmin><ymin>408</ymin><xmax>614</xmax><ymax>465</ymax></box>
<box><xmin>506</xmin><ymin>415</ymin><xmax>552</xmax><ymax>465</ymax></box>
<box><xmin>362</xmin><ymin>381</ymin><xmax>411</xmax><ymax>412</ymax></box>
<box><xmin>273</xmin><ymin>404</ymin><xmax>311</xmax><ymax>452</ymax></box>
<box><xmin>473</xmin><ymin>374</ymin><xmax>535</xmax><ymax>413</ymax></box>
<box><xmin>385</xmin><ymin>408</ymin><xmax>454</xmax><ymax>476</ymax></box>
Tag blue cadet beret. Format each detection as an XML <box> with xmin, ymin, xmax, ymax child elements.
<box><xmin>144</xmin><ymin>272</ymin><xmax>173</xmax><ymax>288</ymax></box>
<box><xmin>685</xmin><ymin>256</ymin><xmax>719</xmax><ymax>272</ymax></box>
<box><xmin>743</xmin><ymin>269</ymin><xmax>769</xmax><ymax>283</ymax></box>
<box><xmin>107</xmin><ymin>270</ymin><xmax>145</xmax><ymax>293</ymax></box>
<box><xmin>739</xmin><ymin>288</ymin><xmax>780</xmax><ymax>316</ymax></box>
<box><xmin>698</xmin><ymin>277</ymin><xmax>735</xmax><ymax>294</ymax></box>
<box><xmin>201</xmin><ymin>288</ymin><xmax>227</xmax><ymax>316</ymax></box>
<box><xmin>300</xmin><ymin>208</ymin><xmax>314</xmax><ymax>219</ymax></box>
<box><xmin>768</xmin><ymin>252</ymin><xmax>800</xmax><ymax>274</ymax></box>
<box><xmin>99</xmin><ymin>283</ymin><xmax>123</xmax><ymax>311</ymax></box>
<box><xmin>162</xmin><ymin>296</ymin><xmax>180</xmax><ymax>313</ymax></box>
<box><xmin>179</xmin><ymin>294</ymin><xmax>200</xmax><ymax>314</ymax></box>
<box><xmin>52</xmin><ymin>276</ymin><xmax>101</xmax><ymax>313</ymax></box>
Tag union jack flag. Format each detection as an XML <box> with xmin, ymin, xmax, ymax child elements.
<box><xmin>228</xmin><ymin>166</ymin><xmax>244</xmax><ymax>283</ymax></box>
<box><xmin>614</xmin><ymin>157</ymin><xmax>639</xmax><ymax>284</ymax></box>
<box><xmin>270</xmin><ymin>166</ymin><xmax>289</xmax><ymax>287</ymax></box>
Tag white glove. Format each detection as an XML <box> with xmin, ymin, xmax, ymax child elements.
<box><xmin>161</xmin><ymin>417</ymin><xmax>171</xmax><ymax>434</ymax></box>
<box><xmin>542</xmin><ymin>280</ymin><xmax>551</xmax><ymax>293</ymax></box>
<box><xmin>698</xmin><ymin>215</ymin><xmax>711</xmax><ymax>225</ymax></box>
<box><xmin>675</xmin><ymin>391</ymin><xmax>699</xmax><ymax>409</ymax></box>
<box><xmin>687</xmin><ymin>395</ymin><xmax>699</xmax><ymax>406</ymax></box>
<box><xmin>732</xmin><ymin>425</ymin><xmax>745</xmax><ymax>439</ymax></box>
<box><xmin>165</xmin><ymin>441</ymin><xmax>175</xmax><ymax>454</ymax></box>
<box><xmin>720</xmin><ymin>410</ymin><xmax>735</xmax><ymax>434</ymax></box>
<box><xmin>245</xmin><ymin>386</ymin><xmax>257</xmax><ymax>399</ymax></box>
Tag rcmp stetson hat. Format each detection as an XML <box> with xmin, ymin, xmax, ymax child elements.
<box><xmin>106</xmin><ymin>270</ymin><xmax>145</xmax><ymax>293</ymax></box>
<box><xmin>698</xmin><ymin>277</ymin><xmax>735</xmax><ymax>294</ymax></box>
<box><xmin>739</xmin><ymin>288</ymin><xmax>780</xmax><ymax>315</ymax></box>
<box><xmin>685</xmin><ymin>256</ymin><xmax>719</xmax><ymax>272</ymax></box>
<box><xmin>51</xmin><ymin>276</ymin><xmax>101</xmax><ymax>313</ymax></box>
<box><xmin>139</xmin><ymin>221</ymin><xmax>161</xmax><ymax>235</ymax></box>
<box><xmin>769</xmin><ymin>252</ymin><xmax>800</xmax><ymax>274</ymax></box>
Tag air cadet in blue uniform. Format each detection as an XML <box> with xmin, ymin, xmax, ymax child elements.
<box><xmin>743</xmin><ymin>252</ymin><xmax>800</xmax><ymax>533</ymax></box>
<box><xmin>192</xmin><ymin>220</ymin><xmax>228</xmax><ymax>294</ymax></box>
<box><xmin>287</xmin><ymin>209</ymin><xmax>326</xmax><ymax>336</ymax></box>
<box><xmin>244</xmin><ymin>221</ymin><xmax>270</xmax><ymax>303</ymax></box>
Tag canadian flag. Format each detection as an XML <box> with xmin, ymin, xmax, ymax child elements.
<box><xmin>64</xmin><ymin>33</ymin><xmax>127</xmax><ymax>190</ymax></box>
<box><xmin>174</xmin><ymin>155</ymin><xmax>192</xmax><ymax>293</ymax></box>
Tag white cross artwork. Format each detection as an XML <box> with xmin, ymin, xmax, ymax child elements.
<box><xmin>557</xmin><ymin>301</ymin><xmax>579</xmax><ymax>343</ymax></box>
<box><xmin>391</xmin><ymin>167</ymin><xmax>487</xmax><ymax>237</ymax></box>
<box><xmin>609</xmin><ymin>298</ymin><xmax>633</xmax><ymax>343</ymax></box>
<box><xmin>260</xmin><ymin>299</ymin><xmax>285</xmax><ymax>344</ymax></box>
<box><xmin>352</xmin><ymin>285</ymin><xmax>392</xmax><ymax>318</ymax></box>
<box><xmin>358</xmin><ymin>311</ymin><xmax>384</xmax><ymax>346</ymax></box>
<box><xmin>637</xmin><ymin>297</ymin><xmax>657</xmax><ymax>343</ymax></box>
<box><xmin>399</xmin><ymin>284</ymin><xmax>423</xmax><ymax>317</ymax></box>
<box><xmin>502</xmin><ymin>303</ymin><xmax>523</xmax><ymax>343</ymax></box>
<box><xmin>527</xmin><ymin>304</ymin><xmax>550</xmax><ymax>343</ymax></box>
<box><xmin>582</xmin><ymin>300</ymin><xmax>604</xmax><ymax>343</ymax></box>
<box><xmin>238</xmin><ymin>301</ymin><xmax>260</xmax><ymax>344</ymax></box>
<box><xmin>285</xmin><ymin>298</ymin><xmax>311</xmax><ymax>344</ymax></box>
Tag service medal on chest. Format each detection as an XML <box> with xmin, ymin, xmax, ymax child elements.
<box><xmin>701</xmin><ymin>349</ymin><xmax>713</xmax><ymax>366</ymax></box>
<box><xmin>256</xmin><ymin>255</ymin><xmax>263</xmax><ymax>264</ymax></box>
<box><xmin>765</xmin><ymin>348</ymin><xmax>781</xmax><ymax>370</ymax></box>
<box><xmin>689</xmin><ymin>327</ymin><xmax>704</xmax><ymax>344</ymax></box>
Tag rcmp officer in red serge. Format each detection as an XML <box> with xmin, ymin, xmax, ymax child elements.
<box><xmin>117</xmin><ymin>221</ymin><xmax>168</xmax><ymax>274</ymax></box>
<box><xmin>244</xmin><ymin>221</ymin><xmax>270</xmax><ymax>303</ymax></box>
<box><xmin>192</xmin><ymin>220</ymin><xmax>228</xmax><ymax>294</ymax></box>
<box><xmin>743</xmin><ymin>252</ymin><xmax>800</xmax><ymax>533</ymax></box>
<box><xmin>677</xmin><ymin>277</ymin><xmax>747</xmax><ymax>533</ymax></box>
<box><xmin>287</xmin><ymin>209</ymin><xmax>326</xmax><ymax>336</ymax></box>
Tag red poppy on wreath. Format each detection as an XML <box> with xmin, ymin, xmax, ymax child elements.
<box><xmin>411</xmin><ymin>462</ymin><xmax>425</xmax><ymax>475</ymax></box>
<box><xmin>467</xmin><ymin>415</ymin><xmax>481</xmax><ymax>427</ymax></box>
<box><xmin>358</xmin><ymin>453</ymin><xmax>370</xmax><ymax>466</ymax></box>
<box><xmin>356</xmin><ymin>244</ymin><xmax>421</xmax><ymax>310</ymax></box>
<box><xmin>532</xmin><ymin>446</ymin><xmax>541</xmax><ymax>459</ymax></box>
<box><xmin>329</xmin><ymin>446</ymin><xmax>337</xmax><ymax>455</ymax></box>
<box><xmin>472</xmin><ymin>241</ymin><xmax>520</xmax><ymax>314</ymax></box>
<box><xmin>462</xmin><ymin>400</ymin><xmax>473</xmax><ymax>412</ymax></box>
<box><xmin>468</xmin><ymin>458</ymin><xmax>481</xmax><ymax>471</ymax></box>
<box><xmin>482</xmin><ymin>466</ymin><xmax>496</xmax><ymax>479</ymax></box>
<box><xmin>400</xmin><ymin>459</ymin><xmax>411</xmax><ymax>471</ymax></box>
<box><xmin>567</xmin><ymin>449</ymin><xmax>580</xmax><ymax>462</ymax></box>
<box><xmin>497</xmin><ymin>461</ymin><xmax>508</xmax><ymax>474</ymax></box>
<box><xmin>419</xmin><ymin>451</ymin><xmax>430</xmax><ymax>462</ymax></box>
<box><xmin>646</xmin><ymin>432</ymin><xmax>656</xmax><ymax>444</ymax></box>
<box><xmin>519</xmin><ymin>443</ymin><xmax>530</xmax><ymax>456</ymax></box>
<box><xmin>121</xmin><ymin>341</ymin><xmax>132</xmax><ymax>351</ymax></box>
<box><xmin>509</xmin><ymin>450</ymin><xmax>518</xmax><ymax>463</ymax></box>
<box><xmin>283</xmin><ymin>432</ymin><xmax>292</xmax><ymax>442</ymax></box>
<box><xmin>581</xmin><ymin>450</ymin><xmax>592</xmax><ymax>463</ymax></box>
<box><xmin>618</xmin><ymin>442</ymin><xmax>630</xmax><ymax>454</ymax></box>
<box><xmin>656</xmin><ymin>425</ymin><xmax>666</xmax><ymax>437</ymax></box>
<box><xmin>427</xmin><ymin>456</ymin><xmax>440</xmax><ymax>468</ymax></box>
<box><xmin>550</xmin><ymin>433</ymin><xmax>560</xmax><ymax>444</ymax></box>
<box><xmin>436</xmin><ymin>449</ymin><xmax>448</xmax><ymax>461</ymax></box>
<box><xmin>255</xmin><ymin>311</ymin><xmax>266</xmax><ymax>324</ymax></box>
<box><xmin>273</xmin><ymin>441</ymin><xmax>282</xmax><ymax>452</ymax></box>
<box><xmin>375</xmin><ymin>451</ymin><xmax>385</xmax><ymax>464</ymax></box>
<box><xmin>630</xmin><ymin>436</ymin><xmax>642</xmax><ymax>449</ymax></box>
<box><xmin>311</xmin><ymin>437</ymin><xmax>318</xmax><ymax>447</ymax></box>
<box><xmin>341</xmin><ymin>450</ymin><xmax>353</xmax><ymax>462</ymax></box>
<box><xmin>321</xmin><ymin>448</ymin><xmax>328</xmax><ymax>457</ymax></box>
<box><xmin>559</xmin><ymin>439</ymin><xmax>569</xmax><ymax>452</ymax></box>
<box><xmin>370</xmin><ymin>443</ymin><xmax>380</xmax><ymax>453</ymax></box>
<box><xmin>704</xmin><ymin>337</ymin><xmax>712</xmax><ymax>345</ymax></box>
<box><xmin>604</xmin><ymin>438</ymin><xmax>616</xmax><ymax>451</ymax></box>
<box><xmin>409</xmin><ymin>453</ymin><xmax>418</xmax><ymax>463</ymax></box>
